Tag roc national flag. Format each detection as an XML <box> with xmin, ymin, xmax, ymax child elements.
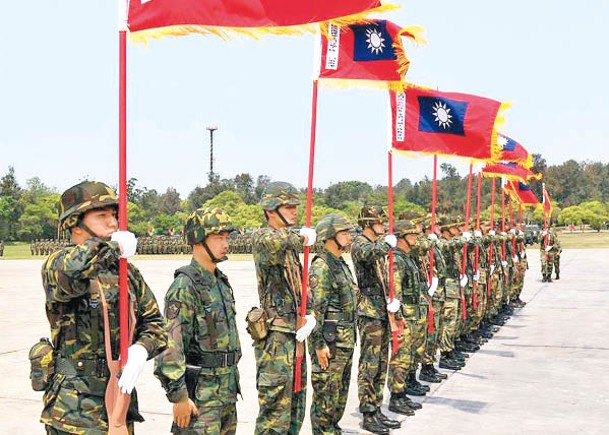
<box><xmin>317</xmin><ymin>20</ymin><xmax>425</xmax><ymax>90</ymax></box>
<box><xmin>482</xmin><ymin>162</ymin><xmax>541</xmax><ymax>183</ymax></box>
<box><xmin>542</xmin><ymin>183</ymin><xmax>553</xmax><ymax>215</ymax></box>
<box><xmin>505</xmin><ymin>181</ymin><xmax>539</xmax><ymax>206</ymax></box>
<box><xmin>498</xmin><ymin>133</ymin><xmax>532</xmax><ymax>168</ymax></box>
<box><xmin>390</xmin><ymin>85</ymin><xmax>508</xmax><ymax>160</ymax></box>
<box><xmin>127</xmin><ymin>0</ymin><xmax>392</xmax><ymax>40</ymax></box>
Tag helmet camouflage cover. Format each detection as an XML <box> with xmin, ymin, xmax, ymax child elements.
<box><xmin>357</xmin><ymin>205</ymin><xmax>387</xmax><ymax>227</ymax></box>
<box><xmin>393</xmin><ymin>219</ymin><xmax>420</xmax><ymax>237</ymax></box>
<box><xmin>316</xmin><ymin>213</ymin><xmax>353</xmax><ymax>242</ymax></box>
<box><xmin>184</xmin><ymin>207</ymin><xmax>236</xmax><ymax>246</ymax></box>
<box><xmin>59</xmin><ymin>181</ymin><xmax>118</xmax><ymax>230</ymax></box>
<box><xmin>259</xmin><ymin>181</ymin><xmax>300</xmax><ymax>210</ymax></box>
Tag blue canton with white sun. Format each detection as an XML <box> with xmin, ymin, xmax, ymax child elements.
<box><xmin>417</xmin><ymin>96</ymin><xmax>467</xmax><ymax>135</ymax></box>
<box><xmin>351</xmin><ymin>21</ymin><xmax>396</xmax><ymax>61</ymax></box>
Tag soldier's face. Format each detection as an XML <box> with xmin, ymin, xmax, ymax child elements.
<box><xmin>78</xmin><ymin>207</ymin><xmax>118</xmax><ymax>240</ymax></box>
<box><xmin>205</xmin><ymin>232</ymin><xmax>230</xmax><ymax>259</ymax></box>
<box><xmin>335</xmin><ymin>230</ymin><xmax>352</xmax><ymax>249</ymax></box>
<box><xmin>371</xmin><ymin>222</ymin><xmax>385</xmax><ymax>236</ymax></box>
<box><xmin>276</xmin><ymin>205</ymin><xmax>299</xmax><ymax>226</ymax></box>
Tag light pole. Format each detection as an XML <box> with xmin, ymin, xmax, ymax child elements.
<box><xmin>206</xmin><ymin>125</ymin><xmax>218</xmax><ymax>182</ymax></box>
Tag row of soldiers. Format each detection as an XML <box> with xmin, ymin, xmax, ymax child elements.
<box><xmin>30</xmin><ymin>239</ymin><xmax>71</xmax><ymax>256</ymax></box>
<box><xmin>0</xmin><ymin>240</ymin><xmax>4</xmax><ymax>256</ymax></box>
<box><xmin>35</xmin><ymin>180</ymin><xmax>535</xmax><ymax>435</ymax></box>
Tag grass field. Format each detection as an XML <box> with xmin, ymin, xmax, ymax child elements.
<box><xmin>2</xmin><ymin>231</ymin><xmax>608</xmax><ymax>260</ymax></box>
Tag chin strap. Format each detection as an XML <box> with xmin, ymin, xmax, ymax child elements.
<box><xmin>202</xmin><ymin>240</ymin><xmax>227</xmax><ymax>263</ymax></box>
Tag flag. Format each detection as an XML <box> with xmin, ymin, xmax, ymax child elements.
<box><xmin>128</xmin><ymin>0</ymin><xmax>393</xmax><ymax>41</ymax></box>
<box><xmin>317</xmin><ymin>21</ymin><xmax>425</xmax><ymax>90</ymax></box>
<box><xmin>497</xmin><ymin>133</ymin><xmax>532</xmax><ymax>168</ymax></box>
<box><xmin>481</xmin><ymin>162</ymin><xmax>541</xmax><ymax>182</ymax></box>
<box><xmin>505</xmin><ymin>181</ymin><xmax>539</xmax><ymax>206</ymax></box>
<box><xmin>542</xmin><ymin>182</ymin><xmax>553</xmax><ymax>215</ymax></box>
<box><xmin>390</xmin><ymin>85</ymin><xmax>509</xmax><ymax>160</ymax></box>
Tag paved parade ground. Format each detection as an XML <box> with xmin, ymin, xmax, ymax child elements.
<box><xmin>1</xmin><ymin>248</ymin><xmax>608</xmax><ymax>434</ymax></box>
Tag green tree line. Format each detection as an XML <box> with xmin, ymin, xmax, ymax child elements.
<box><xmin>2</xmin><ymin>155</ymin><xmax>609</xmax><ymax>241</ymax></box>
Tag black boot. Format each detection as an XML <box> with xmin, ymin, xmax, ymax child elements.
<box><xmin>405</xmin><ymin>371</ymin><xmax>427</xmax><ymax>395</ymax></box>
<box><xmin>432</xmin><ymin>365</ymin><xmax>448</xmax><ymax>379</ymax></box>
<box><xmin>402</xmin><ymin>394</ymin><xmax>423</xmax><ymax>409</ymax></box>
<box><xmin>542</xmin><ymin>275</ymin><xmax>547</xmax><ymax>282</ymax></box>
<box><xmin>376</xmin><ymin>409</ymin><xmax>401</xmax><ymax>429</ymax></box>
<box><xmin>555</xmin><ymin>273</ymin><xmax>560</xmax><ymax>280</ymax></box>
<box><xmin>419</xmin><ymin>364</ymin><xmax>442</xmax><ymax>383</ymax></box>
<box><xmin>362</xmin><ymin>412</ymin><xmax>390</xmax><ymax>435</ymax></box>
<box><xmin>547</xmin><ymin>276</ymin><xmax>552</xmax><ymax>282</ymax></box>
<box><xmin>411</xmin><ymin>370</ymin><xmax>430</xmax><ymax>392</ymax></box>
<box><xmin>388</xmin><ymin>393</ymin><xmax>415</xmax><ymax>416</ymax></box>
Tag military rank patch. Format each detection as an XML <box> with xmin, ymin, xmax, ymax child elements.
<box><xmin>309</xmin><ymin>276</ymin><xmax>318</xmax><ymax>289</ymax></box>
<box><xmin>166</xmin><ymin>301</ymin><xmax>181</xmax><ymax>320</ymax></box>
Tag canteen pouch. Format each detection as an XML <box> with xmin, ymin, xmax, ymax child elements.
<box><xmin>29</xmin><ymin>337</ymin><xmax>54</xmax><ymax>391</ymax></box>
<box><xmin>246</xmin><ymin>307</ymin><xmax>268</xmax><ymax>341</ymax></box>
<box><xmin>185</xmin><ymin>364</ymin><xmax>202</xmax><ymax>401</ymax></box>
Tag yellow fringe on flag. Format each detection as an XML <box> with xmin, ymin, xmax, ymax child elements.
<box><xmin>319</xmin><ymin>78</ymin><xmax>406</xmax><ymax>92</ymax></box>
<box><xmin>490</xmin><ymin>101</ymin><xmax>512</xmax><ymax>162</ymax></box>
<box><xmin>129</xmin><ymin>3</ymin><xmax>400</xmax><ymax>45</ymax></box>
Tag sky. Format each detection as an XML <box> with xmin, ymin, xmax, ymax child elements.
<box><xmin>1</xmin><ymin>1</ymin><xmax>608</xmax><ymax>197</ymax></box>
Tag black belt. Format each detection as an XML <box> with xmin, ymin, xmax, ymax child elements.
<box><xmin>360</xmin><ymin>287</ymin><xmax>383</xmax><ymax>297</ymax></box>
<box><xmin>186</xmin><ymin>352</ymin><xmax>239</xmax><ymax>368</ymax></box>
<box><xmin>55</xmin><ymin>356</ymin><xmax>107</xmax><ymax>377</ymax></box>
<box><xmin>326</xmin><ymin>312</ymin><xmax>355</xmax><ymax>322</ymax></box>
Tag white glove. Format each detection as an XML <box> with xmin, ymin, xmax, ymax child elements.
<box><xmin>111</xmin><ymin>231</ymin><xmax>138</xmax><ymax>258</ymax></box>
<box><xmin>384</xmin><ymin>234</ymin><xmax>397</xmax><ymax>248</ymax></box>
<box><xmin>520</xmin><ymin>252</ymin><xmax>526</xmax><ymax>259</ymax></box>
<box><xmin>545</xmin><ymin>245</ymin><xmax>553</xmax><ymax>252</ymax></box>
<box><xmin>501</xmin><ymin>232</ymin><xmax>507</xmax><ymax>236</ymax></box>
<box><xmin>386</xmin><ymin>298</ymin><xmax>401</xmax><ymax>313</ymax></box>
<box><xmin>299</xmin><ymin>227</ymin><xmax>317</xmax><ymax>247</ymax></box>
<box><xmin>518</xmin><ymin>230</ymin><xmax>524</xmax><ymax>236</ymax></box>
<box><xmin>428</xmin><ymin>233</ymin><xmax>438</xmax><ymax>242</ymax></box>
<box><xmin>509</xmin><ymin>228</ymin><xmax>516</xmax><ymax>234</ymax></box>
<box><xmin>542</xmin><ymin>230</ymin><xmax>548</xmax><ymax>236</ymax></box>
<box><xmin>490</xmin><ymin>265</ymin><xmax>496</xmax><ymax>274</ymax></box>
<box><xmin>501</xmin><ymin>260</ymin><xmax>508</xmax><ymax>267</ymax></box>
<box><xmin>118</xmin><ymin>344</ymin><xmax>148</xmax><ymax>394</ymax></box>
<box><xmin>461</xmin><ymin>231</ymin><xmax>472</xmax><ymax>241</ymax></box>
<box><xmin>488</xmin><ymin>230</ymin><xmax>496</xmax><ymax>236</ymax></box>
<box><xmin>474</xmin><ymin>230</ymin><xmax>482</xmax><ymax>238</ymax></box>
<box><xmin>513</xmin><ymin>255</ymin><xmax>519</xmax><ymax>263</ymax></box>
<box><xmin>295</xmin><ymin>314</ymin><xmax>317</xmax><ymax>342</ymax></box>
<box><xmin>427</xmin><ymin>276</ymin><xmax>439</xmax><ymax>296</ymax></box>
<box><xmin>473</xmin><ymin>270</ymin><xmax>480</xmax><ymax>282</ymax></box>
<box><xmin>460</xmin><ymin>274</ymin><xmax>468</xmax><ymax>288</ymax></box>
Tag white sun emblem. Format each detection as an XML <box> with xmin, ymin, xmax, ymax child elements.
<box><xmin>498</xmin><ymin>136</ymin><xmax>508</xmax><ymax>148</ymax></box>
<box><xmin>365</xmin><ymin>28</ymin><xmax>385</xmax><ymax>54</ymax></box>
<box><xmin>432</xmin><ymin>101</ymin><xmax>453</xmax><ymax>129</ymax></box>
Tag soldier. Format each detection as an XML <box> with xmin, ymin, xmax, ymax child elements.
<box><xmin>155</xmin><ymin>207</ymin><xmax>241</xmax><ymax>434</ymax></box>
<box><xmin>0</xmin><ymin>240</ymin><xmax>4</xmax><ymax>256</ymax></box>
<box><xmin>252</xmin><ymin>181</ymin><xmax>317</xmax><ymax>435</ymax></box>
<box><xmin>39</xmin><ymin>181</ymin><xmax>167</xmax><ymax>434</ymax></box>
<box><xmin>551</xmin><ymin>228</ymin><xmax>562</xmax><ymax>280</ymax></box>
<box><xmin>308</xmin><ymin>214</ymin><xmax>358</xmax><ymax>434</ymax></box>
<box><xmin>351</xmin><ymin>205</ymin><xmax>401</xmax><ymax>434</ymax></box>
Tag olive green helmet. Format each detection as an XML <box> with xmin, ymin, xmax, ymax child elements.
<box><xmin>59</xmin><ymin>181</ymin><xmax>118</xmax><ymax>230</ymax></box>
<box><xmin>184</xmin><ymin>207</ymin><xmax>236</xmax><ymax>246</ymax></box>
<box><xmin>393</xmin><ymin>219</ymin><xmax>419</xmax><ymax>237</ymax></box>
<box><xmin>259</xmin><ymin>181</ymin><xmax>300</xmax><ymax>210</ymax></box>
<box><xmin>357</xmin><ymin>205</ymin><xmax>387</xmax><ymax>228</ymax></box>
<box><xmin>316</xmin><ymin>214</ymin><xmax>353</xmax><ymax>242</ymax></box>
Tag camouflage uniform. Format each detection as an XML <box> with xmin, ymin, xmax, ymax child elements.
<box><xmin>40</xmin><ymin>181</ymin><xmax>167</xmax><ymax>434</ymax></box>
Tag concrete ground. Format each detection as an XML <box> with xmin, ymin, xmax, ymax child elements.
<box><xmin>1</xmin><ymin>248</ymin><xmax>608</xmax><ymax>434</ymax></box>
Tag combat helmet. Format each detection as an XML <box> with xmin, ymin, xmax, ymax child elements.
<box><xmin>59</xmin><ymin>181</ymin><xmax>118</xmax><ymax>230</ymax></box>
<box><xmin>184</xmin><ymin>207</ymin><xmax>236</xmax><ymax>262</ymax></box>
<box><xmin>259</xmin><ymin>181</ymin><xmax>300</xmax><ymax>210</ymax></box>
<box><xmin>316</xmin><ymin>214</ymin><xmax>353</xmax><ymax>246</ymax></box>
<box><xmin>357</xmin><ymin>205</ymin><xmax>387</xmax><ymax>228</ymax></box>
<box><xmin>393</xmin><ymin>219</ymin><xmax>419</xmax><ymax>238</ymax></box>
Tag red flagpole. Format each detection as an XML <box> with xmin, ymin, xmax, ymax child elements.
<box><xmin>488</xmin><ymin>178</ymin><xmax>495</xmax><ymax>297</ymax></box>
<box><xmin>118</xmin><ymin>28</ymin><xmax>129</xmax><ymax>367</ymax></box>
<box><xmin>501</xmin><ymin>182</ymin><xmax>508</xmax><ymax>286</ymax></box>
<box><xmin>460</xmin><ymin>163</ymin><xmax>474</xmax><ymax>319</ymax></box>
<box><xmin>295</xmin><ymin>80</ymin><xmax>318</xmax><ymax>392</ymax></box>
<box><xmin>387</xmin><ymin>150</ymin><xmax>399</xmax><ymax>352</ymax></box>
<box><xmin>472</xmin><ymin>171</ymin><xmax>482</xmax><ymax>310</ymax></box>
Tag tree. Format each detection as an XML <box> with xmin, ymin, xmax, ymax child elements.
<box><xmin>158</xmin><ymin>188</ymin><xmax>182</xmax><ymax>215</ymax></box>
<box><xmin>324</xmin><ymin>181</ymin><xmax>373</xmax><ymax>209</ymax></box>
<box><xmin>234</xmin><ymin>173</ymin><xmax>256</xmax><ymax>204</ymax></box>
<box><xmin>0</xmin><ymin>166</ymin><xmax>23</xmax><ymax>240</ymax></box>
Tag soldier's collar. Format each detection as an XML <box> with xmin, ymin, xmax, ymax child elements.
<box><xmin>190</xmin><ymin>259</ymin><xmax>228</xmax><ymax>283</ymax></box>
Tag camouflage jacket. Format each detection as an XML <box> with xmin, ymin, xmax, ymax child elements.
<box><xmin>441</xmin><ymin>238</ymin><xmax>467</xmax><ymax>299</ymax></box>
<box><xmin>252</xmin><ymin>226</ymin><xmax>309</xmax><ymax>333</ymax></box>
<box><xmin>154</xmin><ymin>260</ymin><xmax>241</xmax><ymax>405</ymax></box>
<box><xmin>308</xmin><ymin>249</ymin><xmax>358</xmax><ymax>351</ymax></box>
<box><xmin>414</xmin><ymin>238</ymin><xmax>447</xmax><ymax>301</ymax></box>
<box><xmin>350</xmin><ymin>233</ymin><xmax>395</xmax><ymax>320</ymax></box>
<box><xmin>40</xmin><ymin>237</ymin><xmax>167</xmax><ymax>433</ymax></box>
<box><xmin>392</xmin><ymin>248</ymin><xmax>427</xmax><ymax>320</ymax></box>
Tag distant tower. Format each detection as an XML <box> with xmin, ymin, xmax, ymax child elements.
<box><xmin>206</xmin><ymin>125</ymin><xmax>218</xmax><ymax>182</ymax></box>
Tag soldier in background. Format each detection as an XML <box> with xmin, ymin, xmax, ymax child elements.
<box><xmin>155</xmin><ymin>207</ymin><xmax>241</xmax><ymax>434</ymax></box>
<box><xmin>539</xmin><ymin>227</ymin><xmax>559</xmax><ymax>282</ymax></box>
<box><xmin>351</xmin><ymin>205</ymin><xmax>401</xmax><ymax>435</ymax></box>
<box><xmin>0</xmin><ymin>240</ymin><xmax>4</xmax><ymax>256</ymax></box>
<box><xmin>252</xmin><ymin>181</ymin><xmax>317</xmax><ymax>435</ymax></box>
<box><xmin>308</xmin><ymin>214</ymin><xmax>358</xmax><ymax>434</ymax></box>
<box><xmin>40</xmin><ymin>181</ymin><xmax>167</xmax><ymax>434</ymax></box>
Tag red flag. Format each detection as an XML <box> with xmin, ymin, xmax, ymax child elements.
<box><xmin>128</xmin><ymin>0</ymin><xmax>390</xmax><ymax>39</ymax></box>
<box><xmin>542</xmin><ymin>183</ymin><xmax>553</xmax><ymax>215</ymax></box>
<box><xmin>505</xmin><ymin>181</ymin><xmax>539</xmax><ymax>206</ymax></box>
<box><xmin>390</xmin><ymin>85</ymin><xmax>508</xmax><ymax>160</ymax></box>
<box><xmin>317</xmin><ymin>20</ymin><xmax>425</xmax><ymax>90</ymax></box>
<box><xmin>497</xmin><ymin>133</ymin><xmax>532</xmax><ymax>168</ymax></box>
<box><xmin>482</xmin><ymin>162</ymin><xmax>541</xmax><ymax>183</ymax></box>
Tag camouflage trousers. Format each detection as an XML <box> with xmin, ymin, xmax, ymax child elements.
<box><xmin>422</xmin><ymin>298</ymin><xmax>444</xmax><ymax>365</ymax></box>
<box><xmin>540</xmin><ymin>251</ymin><xmax>556</xmax><ymax>277</ymax></box>
<box><xmin>471</xmin><ymin>282</ymin><xmax>487</xmax><ymax>331</ymax></box>
<box><xmin>439</xmin><ymin>297</ymin><xmax>460</xmax><ymax>353</ymax></box>
<box><xmin>171</xmin><ymin>404</ymin><xmax>237</xmax><ymax>434</ymax></box>
<box><xmin>254</xmin><ymin>330</ymin><xmax>307</xmax><ymax>435</ymax></box>
<box><xmin>554</xmin><ymin>254</ymin><xmax>560</xmax><ymax>276</ymax></box>
<box><xmin>487</xmin><ymin>272</ymin><xmax>503</xmax><ymax>317</ymax></box>
<box><xmin>387</xmin><ymin>318</ymin><xmax>414</xmax><ymax>394</ymax></box>
<box><xmin>310</xmin><ymin>346</ymin><xmax>354</xmax><ymax>435</ymax></box>
<box><xmin>46</xmin><ymin>425</ymin><xmax>134</xmax><ymax>434</ymax></box>
<box><xmin>357</xmin><ymin>317</ymin><xmax>389</xmax><ymax>414</ymax></box>
<box><xmin>412</xmin><ymin>305</ymin><xmax>428</xmax><ymax>364</ymax></box>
